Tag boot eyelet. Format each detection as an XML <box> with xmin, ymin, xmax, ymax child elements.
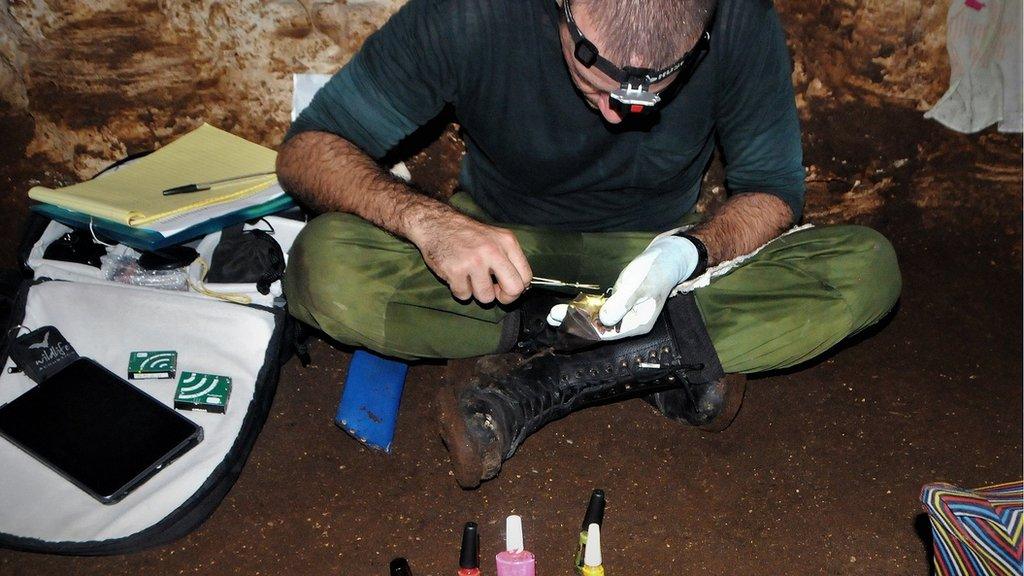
<box><xmin>667</xmin><ymin>375</ymin><xmax>676</xmax><ymax>383</ymax></box>
<box><xmin>620</xmin><ymin>360</ymin><xmax>629</xmax><ymax>369</ymax></box>
<box><xmin>662</xmin><ymin>346</ymin><xmax>671</xmax><ymax>354</ymax></box>
<box><xmin>625</xmin><ymin>383</ymin><xmax>632</xmax><ymax>390</ymax></box>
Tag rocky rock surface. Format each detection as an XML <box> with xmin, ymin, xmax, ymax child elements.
<box><xmin>2</xmin><ymin>0</ymin><xmax>400</xmax><ymax>173</ymax></box>
<box><xmin>0</xmin><ymin>0</ymin><xmax>949</xmax><ymax>163</ymax></box>
<box><xmin>0</xmin><ymin>0</ymin><xmax>1018</xmax><ymax>243</ymax></box>
<box><xmin>0</xmin><ymin>6</ymin><xmax>1020</xmax><ymax>575</ymax></box>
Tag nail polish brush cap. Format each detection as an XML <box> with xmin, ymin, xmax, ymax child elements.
<box><xmin>506</xmin><ymin>515</ymin><xmax>524</xmax><ymax>553</ymax></box>
<box><xmin>460</xmin><ymin>522</ymin><xmax>479</xmax><ymax>568</ymax></box>
<box><xmin>582</xmin><ymin>489</ymin><xmax>606</xmax><ymax>530</ymax></box>
<box><xmin>390</xmin><ymin>557</ymin><xmax>413</xmax><ymax>576</ymax></box>
<box><xmin>584</xmin><ymin>523</ymin><xmax>602</xmax><ymax>567</ymax></box>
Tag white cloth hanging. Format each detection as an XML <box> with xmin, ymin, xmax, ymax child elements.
<box><xmin>925</xmin><ymin>0</ymin><xmax>1023</xmax><ymax>133</ymax></box>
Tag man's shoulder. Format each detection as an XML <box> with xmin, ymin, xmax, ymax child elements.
<box><xmin>396</xmin><ymin>0</ymin><xmax>546</xmax><ymax>34</ymax></box>
<box><xmin>382</xmin><ymin>0</ymin><xmax>553</xmax><ymax>81</ymax></box>
<box><xmin>711</xmin><ymin>0</ymin><xmax>784</xmax><ymax>54</ymax></box>
<box><xmin>714</xmin><ymin>0</ymin><xmax>777</xmax><ymax>32</ymax></box>
<box><xmin>717</xmin><ymin>0</ymin><xmax>775</xmax><ymax>15</ymax></box>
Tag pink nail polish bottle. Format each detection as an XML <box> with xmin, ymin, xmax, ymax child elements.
<box><xmin>495</xmin><ymin>515</ymin><xmax>535</xmax><ymax>576</ymax></box>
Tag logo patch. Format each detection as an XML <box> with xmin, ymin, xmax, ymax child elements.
<box><xmin>10</xmin><ymin>326</ymin><xmax>79</xmax><ymax>384</ymax></box>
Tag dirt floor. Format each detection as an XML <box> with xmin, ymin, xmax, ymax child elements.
<box><xmin>0</xmin><ymin>101</ymin><xmax>1021</xmax><ymax>575</ymax></box>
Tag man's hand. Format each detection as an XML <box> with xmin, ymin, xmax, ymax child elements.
<box><xmin>409</xmin><ymin>210</ymin><xmax>533</xmax><ymax>305</ymax></box>
<box><xmin>547</xmin><ymin>235</ymin><xmax>699</xmax><ymax>340</ymax></box>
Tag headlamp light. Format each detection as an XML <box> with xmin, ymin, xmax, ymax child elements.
<box><xmin>610</xmin><ymin>72</ymin><xmax>661</xmax><ymax>115</ymax></box>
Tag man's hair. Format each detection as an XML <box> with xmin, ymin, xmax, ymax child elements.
<box><xmin>573</xmin><ymin>0</ymin><xmax>718</xmax><ymax>70</ymax></box>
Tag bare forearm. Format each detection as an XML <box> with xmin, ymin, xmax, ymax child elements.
<box><xmin>689</xmin><ymin>192</ymin><xmax>793</xmax><ymax>265</ymax></box>
<box><xmin>275</xmin><ymin>130</ymin><xmax>460</xmax><ymax>244</ymax></box>
<box><xmin>276</xmin><ymin>130</ymin><xmax>532</xmax><ymax>303</ymax></box>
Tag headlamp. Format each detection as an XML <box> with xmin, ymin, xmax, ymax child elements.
<box><xmin>562</xmin><ymin>0</ymin><xmax>713</xmax><ymax>115</ymax></box>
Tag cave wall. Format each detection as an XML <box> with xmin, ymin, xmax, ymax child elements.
<box><xmin>1</xmin><ymin>0</ymin><xmax>953</xmax><ymax>209</ymax></box>
<box><xmin>785</xmin><ymin>0</ymin><xmax>948</xmax><ymax>110</ymax></box>
<box><xmin>1</xmin><ymin>0</ymin><xmax>405</xmax><ymax>175</ymax></box>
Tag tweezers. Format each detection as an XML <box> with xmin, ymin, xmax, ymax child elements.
<box><xmin>530</xmin><ymin>276</ymin><xmax>602</xmax><ymax>291</ymax></box>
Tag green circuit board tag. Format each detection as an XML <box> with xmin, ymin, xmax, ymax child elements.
<box><xmin>127</xmin><ymin>350</ymin><xmax>178</xmax><ymax>380</ymax></box>
<box><xmin>174</xmin><ymin>371</ymin><xmax>232</xmax><ymax>414</ymax></box>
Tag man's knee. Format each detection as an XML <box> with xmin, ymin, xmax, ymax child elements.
<box><xmin>824</xmin><ymin>225</ymin><xmax>901</xmax><ymax>331</ymax></box>
<box><xmin>286</xmin><ymin>213</ymin><xmax>359</xmax><ymax>309</ymax></box>
<box><xmin>284</xmin><ymin>213</ymin><xmax>402</xmax><ymax>346</ymax></box>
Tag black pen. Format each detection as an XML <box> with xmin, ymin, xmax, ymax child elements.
<box><xmin>161</xmin><ymin>171</ymin><xmax>276</xmax><ymax>196</ymax></box>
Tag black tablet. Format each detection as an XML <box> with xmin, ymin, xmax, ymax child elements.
<box><xmin>0</xmin><ymin>358</ymin><xmax>203</xmax><ymax>505</ymax></box>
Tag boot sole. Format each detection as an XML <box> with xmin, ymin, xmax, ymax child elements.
<box><xmin>699</xmin><ymin>373</ymin><xmax>747</xmax><ymax>432</ymax></box>
<box><xmin>435</xmin><ymin>384</ymin><xmax>485</xmax><ymax>489</ymax></box>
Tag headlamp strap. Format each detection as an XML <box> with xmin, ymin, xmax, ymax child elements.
<box><xmin>563</xmin><ymin>0</ymin><xmax>712</xmax><ymax>86</ymax></box>
<box><xmin>621</xmin><ymin>67</ymin><xmax>652</xmax><ymax>93</ymax></box>
<box><xmin>562</xmin><ymin>0</ymin><xmax>713</xmax><ymax>113</ymax></box>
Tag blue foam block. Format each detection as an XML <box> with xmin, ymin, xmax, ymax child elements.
<box><xmin>335</xmin><ymin>350</ymin><xmax>408</xmax><ymax>453</ymax></box>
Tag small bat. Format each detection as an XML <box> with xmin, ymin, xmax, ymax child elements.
<box><xmin>27</xmin><ymin>331</ymin><xmax>51</xmax><ymax>350</ymax></box>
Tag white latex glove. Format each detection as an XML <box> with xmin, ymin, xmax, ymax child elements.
<box><xmin>547</xmin><ymin>235</ymin><xmax>699</xmax><ymax>340</ymax></box>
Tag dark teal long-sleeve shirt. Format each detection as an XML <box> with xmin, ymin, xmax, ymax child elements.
<box><xmin>287</xmin><ymin>0</ymin><xmax>805</xmax><ymax>232</ymax></box>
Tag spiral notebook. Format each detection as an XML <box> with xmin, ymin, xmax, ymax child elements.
<box><xmin>31</xmin><ymin>192</ymin><xmax>296</xmax><ymax>252</ymax></box>
<box><xmin>27</xmin><ymin>124</ymin><xmax>278</xmax><ymax>227</ymax></box>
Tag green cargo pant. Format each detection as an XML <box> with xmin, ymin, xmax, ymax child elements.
<box><xmin>284</xmin><ymin>194</ymin><xmax>901</xmax><ymax>373</ymax></box>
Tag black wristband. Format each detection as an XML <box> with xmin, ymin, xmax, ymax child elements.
<box><xmin>675</xmin><ymin>232</ymin><xmax>709</xmax><ymax>281</ymax></box>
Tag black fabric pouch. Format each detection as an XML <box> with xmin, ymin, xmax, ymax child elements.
<box><xmin>206</xmin><ymin>224</ymin><xmax>285</xmax><ymax>295</ymax></box>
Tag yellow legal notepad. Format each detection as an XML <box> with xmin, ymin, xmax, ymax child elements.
<box><xmin>28</xmin><ymin>124</ymin><xmax>278</xmax><ymax>226</ymax></box>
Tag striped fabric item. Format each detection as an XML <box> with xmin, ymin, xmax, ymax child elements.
<box><xmin>920</xmin><ymin>481</ymin><xmax>1023</xmax><ymax>575</ymax></box>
